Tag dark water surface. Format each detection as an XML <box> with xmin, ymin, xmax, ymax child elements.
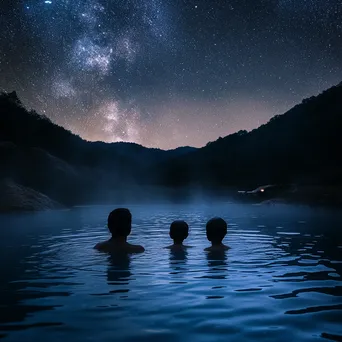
<box><xmin>0</xmin><ymin>203</ymin><xmax>342</xmax><ymax>342</ymax></box>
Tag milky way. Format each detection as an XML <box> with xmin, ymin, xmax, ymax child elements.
<box><xmin>0</xmin><ymin>0</ymin><xmax>341</xmax><ymax>149</ymax></box>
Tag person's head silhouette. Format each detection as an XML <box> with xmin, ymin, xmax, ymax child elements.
<box><xmin>95</xmin><ymin>208</ymin><xmax>144</xmax><ymax>253</ymax></box>
<box><xmin>206</xmin><ymin>217</ymin><xmax>227</xmax><ymax>243</ymax></box>
<box><xmin>170</xmin><ymin>220</ymin><xmax>189</xmax><ymax>244</ymax></box>
<box><xmin>205</xmin><ymin>217</ymin><xmax>230</xmax><ymax>251</ymax></box>
<box><xmin>108</xmin><ymin>208</ymin><xmax>132</xmax><ymax>239</ymax></box>
<box><xmin>166</xmin><ymin>220</ymin><xmax>191</xmax><ymax>250</ymax></box>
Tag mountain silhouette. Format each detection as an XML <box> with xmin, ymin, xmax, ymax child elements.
<box><xmin>1</xmin><ymin>82</ymin><xmax>341</xmax><ymax>210</ymax></box>
<box><xmin>0</xmin><ymin>91</ymin><xmax>196</xmax><ymax>207</ymax></box>
<box><xmin>156</xmin><ymin>82</ymin><xmax>342</xmax><ymax>190</ymax></box>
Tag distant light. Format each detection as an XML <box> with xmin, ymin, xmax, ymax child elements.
<box><xmin>260</xmin><ymin>189</ymin><xmax>265</xmax><ymax>192</ymax></box>
<box><xmin>45</xmin><ymin>0</ymin><xmax>52</xmax><ymax>4</ymax></box>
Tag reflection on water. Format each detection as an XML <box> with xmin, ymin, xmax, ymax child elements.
<box><xmin>204</xmin><ymin>251</ymin><xmax>228</xmax><ymax>299</ymax></box>
<box><xmin>168</xmin><ymin>249</ymin><xmax>188</xmax><ymax>287</ymax></box>
<box><xmin>202</xmin><ymin>251</ymin><xmax>228</xmax><ymax>281</ymax></box>
<box><xmin>107</xmin><ymin>253</ymin><xmax>132</xmax><ymax>286</ymax></box>
<box><xmin>0</xmin><ymin>203</ymin><xmax>341</xmax><ymax>342</ymax></box>
<box><xmin>169</xmin><ymin>249</ymin><xmax>188</xmax><ymax>263</ymax></box>
<box><xmin>107</xmin><ymin>253</ymin><xmax>131</xmax><ymax>299</ymax></box>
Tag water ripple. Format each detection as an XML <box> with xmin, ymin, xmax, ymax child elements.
<box><xmin>0</xmin><ymin>204</ymin><xmax>341</xmax><ymax>341</ymax></box>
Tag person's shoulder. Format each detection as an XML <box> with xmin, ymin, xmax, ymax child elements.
<box><xmin>128</xmin><ymin>243</ymin><xmax>145</xmax><ymax>253</ymax></box>
<box><xmin>94</xmin><ymin>241</ymin><xmax>108</xmax><ymax>250</ymax></box>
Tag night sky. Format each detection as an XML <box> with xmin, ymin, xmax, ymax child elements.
<box><xmin>1</xmin><ymin>0</ymin><xmax>341</xmax><ymax>149</ymax></box>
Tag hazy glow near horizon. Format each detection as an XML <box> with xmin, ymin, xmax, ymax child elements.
<box><xmin>0</xmin><ymin>0</ymin><xmax>341</xmax><ymax>149</ymax></box>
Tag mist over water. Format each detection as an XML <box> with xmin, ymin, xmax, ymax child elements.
<box><xmin>0</xmin><ymin>203</ymin><xmax>341</xmax><ymax>342</ymax></box>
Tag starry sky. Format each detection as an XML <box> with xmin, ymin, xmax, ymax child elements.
<box><xmin>0</xmin><ymin>0</ymin><xmax>341</xmax><ymax>149</ymax></box>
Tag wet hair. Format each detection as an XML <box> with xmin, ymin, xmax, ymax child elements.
<box><xmin>169</xmin><ymin>220</ymin><xmax>189</xmax><ymax>243</ymax></box>
<box><xmin>206</xmin><ymin>217</ymin><xmax>227</xmax><ymax>243</ymax></box>
<box><xmin>108</xmin><ymin>208</ymin><xmax>132</xmax><ymax>238</ymax></box>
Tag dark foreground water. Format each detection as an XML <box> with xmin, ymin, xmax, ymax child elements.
<box><xmin>0</xmin><ymin>203</ymin><xmax>342</xmax><ymax>342</ymax></box>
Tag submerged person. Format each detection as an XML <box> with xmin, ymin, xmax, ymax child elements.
<box><xmin>204</xmin><ymin>217</ymin><xmax>230</xmax><ymax>252</ymax></box>
<box><xmin>165</xmin><ymin>220</ymin><xmax>191</xmax><ymax>251</ymax></box>
<box><xmin>94</xmin><ymin>208</ymin><xmax>145</xmax><ymax>253</ymax></box>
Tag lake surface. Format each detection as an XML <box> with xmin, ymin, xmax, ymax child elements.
<box><xmin>0</xmin><ymin>203</ymin><xmax>341</xmax><ymax>342</ymax></box>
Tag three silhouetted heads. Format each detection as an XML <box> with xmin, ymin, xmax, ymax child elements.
<box><xmin>169</xmin><ymin>220</ymin><xmax>189</xmax><ymax>244</ymax></box>
<box><xmin>103</xmin><ymin>208</ymin><xmax>228</xmax><ymax>252</ymax></box>
<box><xmin>108</xmin><ymin>208</ymin><xmax>132</xmax><ymax>238</ymax></box>
<box><xmin>206</xmin><ymin>217</ymin><xmax>227</xmax><ymax>244</ymax></box>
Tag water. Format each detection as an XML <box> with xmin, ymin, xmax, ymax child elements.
<box><xmin>0</xmin><ymin>203</ymin><xmax>342</xmax><ymax>342</ymax></box>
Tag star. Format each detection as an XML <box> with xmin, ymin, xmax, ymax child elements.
<box><xmin>1</xmin><ymin>0</ymin><xmax>341</xmax><ymax>149</ymax></box>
